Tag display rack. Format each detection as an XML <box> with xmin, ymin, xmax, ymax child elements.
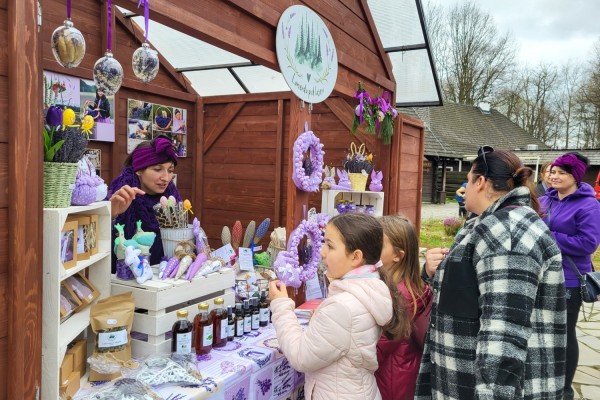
<box><xmin>42</xmin><ymin>201</ymin><xmax>112</xmax><ymax>399</ymax></box>
<box><xmin>321</xmin><ymin>190</ymin><xmax>384</xmax><ymax>217</ymax></box>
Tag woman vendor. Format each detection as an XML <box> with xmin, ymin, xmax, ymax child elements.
<box><xmin>108</xmin><ymin>135</ymin><xmax>181</xmax><ymax>269</ymax></box>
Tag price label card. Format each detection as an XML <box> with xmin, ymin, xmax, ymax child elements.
<box><xmin>238</xmin><ymin>247</ymin><xmax>254</xmax><ymax>271</ymax></box>
<box><xmin>210</xmin><ymin>243</ymin><xmax>236</xmax><ymax>266</ymax></box>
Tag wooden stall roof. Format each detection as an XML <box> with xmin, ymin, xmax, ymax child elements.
<box><xmin>112</xmin><ymin>0</ymin><xmax>395</xmax><ymax>100</ymax></box>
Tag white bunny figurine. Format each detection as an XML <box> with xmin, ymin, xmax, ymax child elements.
<box><xmin>369</xmin><ymin>170</ymin><xmax>383</xmax><ymax>192</ymax></box>
<box><xmin>321</xmin><ymin>166</ymin><xmax>337</xmax><ymax>190</ymax></box>
<box><xmin>331</xmin><ymin>169</ymin><xmax>352</xmax><ymax>190</ymax></box>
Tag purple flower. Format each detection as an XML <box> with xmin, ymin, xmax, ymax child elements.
<box><xmin>46</xmin><ymin>106</ymin><xmax>63</xmax><ymax>126</ymax></box>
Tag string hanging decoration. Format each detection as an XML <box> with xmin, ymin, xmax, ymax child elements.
<box><xmin>132</xmin><ymin>0</ymin><xmax>159</xmax><ymax>83</ymax></box>
<box><xmin>51</xmin><ymin>0</ymin><xmax>86</xmax><ymax>68</ymax></box>
<box><xmin>93</xmin><ymin>0</ymin><xmax>123</xmax><ymax>96</ymax></box>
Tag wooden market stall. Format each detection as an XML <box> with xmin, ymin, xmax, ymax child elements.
<box><xmin>0</xmin><ymin>0</ymin><xmax>424</xmax><ymax>397</ymax></box>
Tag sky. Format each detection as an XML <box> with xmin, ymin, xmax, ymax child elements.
<box><xmin>423</xmin><ymin>0</ymin><xmax>599</xmax><ymax>67</ymax></box>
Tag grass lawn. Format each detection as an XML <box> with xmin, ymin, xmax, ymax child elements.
<box><xmin>419</xmin><ymin>218</ymin><xmax>600</xmax><ymax>266</ymax></box>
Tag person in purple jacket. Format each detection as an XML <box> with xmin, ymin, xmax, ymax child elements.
<box><xmin>539</xmin><ymin>152</ymin><xmax>600</xmax><ymax>400</ymax></box>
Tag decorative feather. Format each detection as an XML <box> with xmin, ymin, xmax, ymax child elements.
<box><xmin>253</xmin><ymin>218</ymin><xmax>271</xmax><ymax>245</ymax></box>
<box><xmin>231</xmin><ymin>221</ymin><xmax>243</xmax><ymax>250</ymax></box>
<box><xmin>242</xmin><ymin>220</ymin><xmax>256</xmax><ymax>248</ymax></box>
<box><xmin>221</xmin><ymin>226</ymin><xmax>231</xmax><ymax>246</ymax></box>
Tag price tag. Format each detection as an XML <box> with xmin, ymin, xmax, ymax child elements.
<box><xmin>238</xmin><ymin>247</ymin><xmax>254</xmax><ymax>271</ymax></box>
<box><xmin>210</xmin><ymin>243</ymin><xmax>236</xmax><ymax>266</ymax></box>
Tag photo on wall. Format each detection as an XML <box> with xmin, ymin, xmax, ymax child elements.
<box><xmin>42</xmin><ymin>71</ymin><xmax>116</xmax><ymax>142</ymax></box>
<box><xmin>80</xmin><ymin>78</ymin><xmax>116</xmax><ymax>142</ymax></box>
<box><xmin>127</xmin><ymin>98</ymin><xmax>187</xmax><ymax>157</ymax></box>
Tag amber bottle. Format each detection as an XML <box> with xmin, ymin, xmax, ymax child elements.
<box><xmin>171</xmin><ymin>310</ymin><xmax>193</xmax><ymax>354</ymax></box>
<box><xmin>259</xmin><ymin>290</ymin><xmax>269</xmax><ymax>327</ymax></box>
<box><xmin>235</xmin><ymin>303</ymin><xmax>244</xmax><ymax>337</ymax></box>
<box><xmin>226</xmin><ymin>305</ymin><xmax>235</xmax><ymax>341</ymax></box>
<box><xmin>243</xmin><ymin>299</ymin><xmax>252</xmax><ymax>334</ymax></box>
<box><xmin>251</xmin><ymin>298</ymin><xmax>260</xmax><ymax>330</ymax></box>
<box><xmin>211</xmin><ymin>297</ymin><xmax>227</xmax><ymax>348</ymax></box>
<box><xmin>193</xmin><ymin>302</ymin><xmax>212</xmax><ymax>355</ymax></box>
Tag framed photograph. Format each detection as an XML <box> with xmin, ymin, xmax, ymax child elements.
<box><xmin>60</xmin><ymin>220</ymin><xmax>78</xmax><ymax>269</ymax></box>
<box><xmin>67</xmin><ymin>216</ymin><xmax>90</xmax><ymax>261</ymax></box>
<box><xmin>86</xmin><ymin>214</ymin><xmax>99</xmax><ymax>256</ymax></box>
<box><xmin>64</xmin><ymin>272</ymin><xmax>100</xmax><ymax>306</ymax></box>
<box><xmin>60</xmin><ymin>283</ymin><xmax>83</xmax><ymax>321</ymax></box>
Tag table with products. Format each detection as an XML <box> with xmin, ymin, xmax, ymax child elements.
<box><xmin>154</xmin><ymin>323</ymin><xmax>305</xmax><ymax>400</ymax></box>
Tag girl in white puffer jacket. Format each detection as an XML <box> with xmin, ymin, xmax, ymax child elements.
<box><xmin>269</xmin><ymin>213</ymin><xmax>410</xmax><ymax>400</ymax></box>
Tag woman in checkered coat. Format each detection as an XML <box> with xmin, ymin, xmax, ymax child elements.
<box><xmin>415</xmin><ymin>148</ymin><xmax>567</xmax><ymax>400</ymax></box>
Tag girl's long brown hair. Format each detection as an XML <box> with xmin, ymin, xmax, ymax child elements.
<box><xmin>380</xmin><ymin>215</ymin><xmax>426</xmax><ymax>317</ymax></box>
<box><xmin>329</xmin><ymin>213</ymin><xmax>411</xmax><ymax>341</ymax></box>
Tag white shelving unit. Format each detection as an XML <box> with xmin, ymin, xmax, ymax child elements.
<box><xmin>42</xmin><ymin>201</ymin><xmax>111</xmax><ymax>399</ymax></box>
<box><xmin>321</xmin><ymin>190</ymin><xmax>385</xmax><ymax>217</ymax></box>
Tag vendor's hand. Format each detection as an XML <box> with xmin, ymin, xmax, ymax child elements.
<box><xmin>110</xmin><ymin>185</ymin><xmax>145</xmax><ymax>218</ymax></box>
<box><xmin>424</xmin><ymin>247</ymin><xmax>449</xmax><ymax>278</ymax></box>
<box><xmin>269</xmin><ymin>280</ymin><xmax>289</xmax><ymax>301</ymax></box>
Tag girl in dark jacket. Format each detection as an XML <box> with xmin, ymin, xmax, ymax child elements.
<box><xmin>376</xmin><ymin>215</ymin><xmax>432</xmax><ymax>400</ymax></box>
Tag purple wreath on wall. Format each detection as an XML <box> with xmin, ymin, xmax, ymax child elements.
<box><xmin>291</xmin><ymin>123</ymin><xmax>325</xmax><ymax>192</ymax></box>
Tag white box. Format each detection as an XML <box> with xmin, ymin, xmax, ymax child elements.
<box><xmin>111</xmin><ymin>268</ymin><xmax>235</xmax><ymax>357</ymax></box>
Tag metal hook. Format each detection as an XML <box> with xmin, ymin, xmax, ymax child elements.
<box><xmin>300</xmin><ymin>100</ymin><xmax>305</xmax><ymax>109</ymax></box>
<box><xmin>308</xmin><ymin>103</ymin><xmax>313</xmax><ymax>113</ymax></box>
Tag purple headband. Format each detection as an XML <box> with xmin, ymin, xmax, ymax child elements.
<box><xmin>552</xmin><ymin>153</ymin><xmax>587</xmax><ymax>183</ymax></box>
<box><xmin>132</xmin><ymin>137</ymin><xmax>178</xmax><ymax>172</ymax></box>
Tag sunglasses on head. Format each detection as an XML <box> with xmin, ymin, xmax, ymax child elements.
<box><xmin>477</xmin><ymin>145</ymin><xmax>494</xmax><ymax>176</ymax></box>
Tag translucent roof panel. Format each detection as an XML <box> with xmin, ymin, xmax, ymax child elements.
<box><xmin>131</xmin><ymin>16</ymin><xmax>249</xmax><ymax>70</ymax></box>
<box><xmin>391</xmin><ymin>50</ymin><xmax>439</xmax><ymax>106</ymax></box>
<box><xmin>183</xmin><ymin>70</ymin><xmax>246</xmax><ymax>96</ymax></box>
<box><xmin>232</xmin><ymin>66</ymin><xmax>290</xmax><ymax>93</ymax></box>
<box><xmin>367</xmin><ymin>0</ymin><xmax>424</xmax><ymax>48</ymax></box>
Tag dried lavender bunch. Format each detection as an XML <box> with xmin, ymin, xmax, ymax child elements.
<box><xmin>52</xmin><ymin>126</ymin><xmax>89</xmax><ymax>163</ymax></box>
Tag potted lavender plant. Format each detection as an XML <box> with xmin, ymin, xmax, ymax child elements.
<box><xmin>43</xmin><ymin>106</ymin><xmax>91</xmax><ymax>208</ymax></box>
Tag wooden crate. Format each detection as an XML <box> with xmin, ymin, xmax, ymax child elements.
<box><xmin>110</xmin><ymin>268</ymin><xmax>235</xmax><ymax>357</ymax></box>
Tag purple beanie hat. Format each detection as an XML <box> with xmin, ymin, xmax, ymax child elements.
<box><xmin>552</xmin><ymin>153</ymin><xmax>587</xmax><ymax>183</ymax></box>
<box><xmin>132</xmin><ymin>137</ymin><xmax>178</xmax><ymax>172</ymax></box>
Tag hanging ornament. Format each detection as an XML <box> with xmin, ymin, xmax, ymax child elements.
<box><xmin>132</xmin><ymin>43</ymin><xmax>159</xmax><ymax>83</ymax></box>
<box><xmin>132</xmin><ymin>0</ymin><xmax>159</xmax><ymax>83</ymax></box>
<box><xmin>93</xmin><ymin>50</ymin><xmax>123</xmax><ymax>96</ymax></box>
<box><xmin>51</xmin><ymin>0</ymin><xmax>86</xmax><ymax>68</ymax></box>
<box><xmin>93</xmin><ymin>0</ymin><xmax>123</xmax><ymax>95</ymax></box>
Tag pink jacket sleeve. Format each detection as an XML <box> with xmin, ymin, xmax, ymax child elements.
<box><xmin>270</xmin><ymin>297</ymin><xmax>352</xmax><ymax>373</ymax></box>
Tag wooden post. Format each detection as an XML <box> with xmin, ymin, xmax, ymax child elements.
<box><xmin>285</xmin><ymin>96</ymin><xmax>312</xmax><ymax>307</ymax></box>
<box><xmin>7</xmin><ymin>0</ymin><xmax>43</xmax><ymax>398</ymax></box>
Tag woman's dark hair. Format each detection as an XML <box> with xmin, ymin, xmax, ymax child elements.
<box><xmin>124</xmin><ymin>134</ymin><xmax>172</xmax><ymax>167</ymax></box>
<box><xmin>471</xmin><ymin>149</ymin><xmax>540</xmax><ymax>214</ymax></box>
<box><xmin>329</xmin><ymin>213</ymin><xmax>411</xmax><ymax>341</ymax></box>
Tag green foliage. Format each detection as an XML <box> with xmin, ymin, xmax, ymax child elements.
<box><xmin>419</xmin><ymin>219</ymin><xmax>456</xmax><ymax>249</ymax></box>
<box><xmin>43</xmin><ymin>125</ymin><xmax>65</xmax><ymax>162</ymax></box>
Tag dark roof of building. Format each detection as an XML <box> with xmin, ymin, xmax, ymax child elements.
<box><xmin>401</xmin><ymin>103</ymin><xmax>549</xmax><ymax>159</ymax></box>
<box><xmin>513</xmin><ymin>149</ymin><xmax>600</xmax><ymax>166</ymax></box>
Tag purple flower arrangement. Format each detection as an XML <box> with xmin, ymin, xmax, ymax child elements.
<box><xmin>351</xmin><ymin>83</ymin><xmax>398</xmax><ymax>144</ymax></box>
<box><xmin>443</xmin><ymin>216</ymin><xmax>463</xmax><ymax>236</ymax></box>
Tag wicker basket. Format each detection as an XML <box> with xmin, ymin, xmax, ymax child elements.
<box><xmin>43</xmin><ymin>162</ymin><xmax>79</xmax><ymax>208</ymax></box>
<box><xmin>348</xmin><ymin>172</ymin><xmax>368</xmax><ymax>191</ymax></box>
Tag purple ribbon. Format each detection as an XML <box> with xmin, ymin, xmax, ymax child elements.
<box><xmin>107</xmin><ymin>0</ymin><xmax>113</xmax><ymax>50</ymax></box>
<box><xmin>354</xmin><ymin>91</ymin><xmax>367</xmax><ymax>124</ymax></box>
<box><xmin>67</xmin><ymin>0</ymin><xmax>71</xmax><ymax>19</ymax></box>
<box><xmin>138</xmin><ymin>0</ymin><xmax>150</xmax><ymax>42</ymax></box>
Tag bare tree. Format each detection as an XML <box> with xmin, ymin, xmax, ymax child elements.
<box><xmin>555</xmin><ymin>63</ymin><xmax>583</xmax><ymax>148</ymax></box>
<box><xmin>577</xmin><ymin>38</ymin><xmax>600</xmax><ymax>148</ymax></box>
<box><xmin>425</xmin><ymin>1</ymin><xmax>517</xmax><ymax>105</ymax></box>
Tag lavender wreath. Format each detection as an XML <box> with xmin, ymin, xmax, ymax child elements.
<box><xmin>274</xmin><ymin>219</ymin><xmax>323</xmax><ymax>288</ymax></box>
<box><xmin>292</xmin><ymin>125</ymin><xmax>325</xmax><ymax>192</ymax></box>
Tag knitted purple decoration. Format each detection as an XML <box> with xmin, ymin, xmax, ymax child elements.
<box><xmin>108</xmin><ymin>166</ymin><xmax>181</xmax><ymax>268</ymax></box>
<box><xmin>115</xmin><ymin>258</ymin><xmax>135</xmax><ymax>280</ymax></box>
<box><xmin>552</xmin><ymin>153</ymin><xmax>587</xmax><ymax>183</ymax></box>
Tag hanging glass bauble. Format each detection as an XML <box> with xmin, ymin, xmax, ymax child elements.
<box><xmin>93</xmin><ymin>50</ymin><xmax>123</xmax><ymax>96</ymax></box>
<box><xmin>132</xmin><ymin>43</ymin><xmax>159</xmax><ymax>83</ymax></box>
<box><xmin>51</xmin><ymin>19</ymin><xmax>86</xmax><ymax>68</ymax></box>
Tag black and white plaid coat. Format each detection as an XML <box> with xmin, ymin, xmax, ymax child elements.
<box><xmin>415</xmin><ymin>187</ymin><xmax>567</xmax><ymax>400</ymax></box>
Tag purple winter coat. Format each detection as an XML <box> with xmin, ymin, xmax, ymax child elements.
<box><xmin>540</xmin><ymin>182</ymin><xmax>600</xmax><ymax>287</ymax></box>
